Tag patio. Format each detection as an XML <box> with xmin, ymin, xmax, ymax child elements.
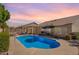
<box><xmin>8</xmin><ymin>36</ymin><xmax>78</xmax><ymax>55</ymax></box>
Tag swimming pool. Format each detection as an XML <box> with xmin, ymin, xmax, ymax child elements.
<box><xmin>16</xmin><ymin>35</ymin><xmax>60</xmax><ymax>49</ymax></box>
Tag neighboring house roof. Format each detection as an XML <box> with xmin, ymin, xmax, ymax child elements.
<box><xmin>14</xmin><ymin>22</ymin><xmax>39</xmax><ymax>28</ymax></box>
<box><xmin>40</xmin><ymin>15</ymin><xmax>79</xmax><ymax>27</ymax></box>
<box><xmin>23</xmin><ymin>22</ymin><xmax>38</xmax><ymax>26</ymax></box>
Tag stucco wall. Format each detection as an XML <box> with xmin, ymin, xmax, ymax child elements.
<box><xmin>52</xmin><ymin>24</ymin><xmax>72</xmax><ymax>36</ymax></box>
<box><xmin>27</xmin><ymin>26</ymin><xmax>41</xmax><ymax>34</ymax></box>
<box><xmin>53</xmin><ymin>26</ymin><xmax>62</xmax><ymax>34</ymax></box>
<box><xmin>9</xmin><ymin>22</ymin><xmax>41</xmax><ymax>35</ymax></box>
<box><xmin>72</xmin><ymin>19</ymin><xmax>79</xmax><ymax>32</ymax></box>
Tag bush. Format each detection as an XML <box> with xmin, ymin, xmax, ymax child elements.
<box><xmin>0</xmin><ymin>32</ymin><xmax>9</xmax><ymax>52</ymax></box>
<box><xmin>64</xmin><ymin>32</ymin><xmax>79</xmax><ymax>40</ymax></box>
<box><xmin>70</xmin><ymin>32</ymin><xmax>79</xmax><ymax>40</ymax></box>
<box><xmin>76</xmin><ymin>32</ymin><xmax>79</xmax><ymax>40</ymax></box>
<box><xmin>64</xmin><ymin>35</ymin><xmax>70</xmax><ymax>40</ymax></box>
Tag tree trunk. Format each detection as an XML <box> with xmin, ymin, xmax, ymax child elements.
<box><xmin>2</xmin><ymin>27</ymin><xmax>5</xmax><ymax>32</ymax></box>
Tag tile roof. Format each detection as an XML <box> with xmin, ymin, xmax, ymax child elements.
<box><xmin>40</xmin><ymin>15</ymin><xmax>79</xmax><ymax>26</ymax></box>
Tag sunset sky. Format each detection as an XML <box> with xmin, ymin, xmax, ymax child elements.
<box><xmin>4</xmin><ymin>3</ymin><xmax>79</xmax><ymax>27</ymax></box>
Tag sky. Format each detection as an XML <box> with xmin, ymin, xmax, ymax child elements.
<box><xmin>3</xmin><ymin>3</ymin><xmax>79</xmax><ymax>27</ymax></box>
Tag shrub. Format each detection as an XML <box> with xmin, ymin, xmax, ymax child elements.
<box><xmin>0</xmin><ymin>32</ymin><xmax>9</xmax><ymax>52</ymax></box>
<box><xmin>69</xmin><ymin>32</ymin><xmax>79</xmax><ymax>40</ymax></box>
<box><xmin>76</xmin><ymin>32</ymin><xmax>79</xmax><ymax>40</ymax></box>
<box><xmin>64</xmin><ymin>35</ymin><xmax>70</xmax><ymax>40</ymax></box>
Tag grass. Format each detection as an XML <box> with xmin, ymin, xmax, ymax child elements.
<box><xmin>0</xmin><ymin>31</ymin><xmax>10</xmax><ymax>52</ymax></box>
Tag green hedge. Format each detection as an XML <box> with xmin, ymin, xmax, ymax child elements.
<box><xmin>76</xmin><ymin>32</ymin><xmax>79</xmax><ymax>40</ymax></box>
<box><xmin>64</xmin><ymin>35</ymin><xmax>70</xmax><ymax>40</ymax></box>
<box><xmin>0</xmin><ymin>32</ymin><xmax>9</xmax><ymax>52</ymax></box>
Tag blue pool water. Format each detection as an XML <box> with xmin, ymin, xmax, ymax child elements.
<box><xmin>16</xmin><ymin>35</ymin><xmax>60</xmax><ymax>49</ymax></box>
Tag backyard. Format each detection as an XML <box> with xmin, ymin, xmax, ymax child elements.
<box><xmin>0</xmin><ymin>3</ymin><xmax>79</xmax><ymax>55</ymax></box>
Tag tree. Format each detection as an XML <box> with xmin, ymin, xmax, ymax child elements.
<box><xmin>0</xmin><ymin>4</ymin><xmax>10</xmax><ymax>32</ymax></box>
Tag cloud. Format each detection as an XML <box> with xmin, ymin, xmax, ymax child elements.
<box><xmin>4</xmin><ymin>3</ymin><xmax>79</xmax><ymax>24</ymax></box>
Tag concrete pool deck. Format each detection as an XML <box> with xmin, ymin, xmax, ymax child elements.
<box><xmin>8</xmin><ymin>36</ymin><xmax>78</xmax><ymax>55</ymax></box>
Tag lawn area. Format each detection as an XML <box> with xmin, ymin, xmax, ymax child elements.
<box><xmin>0</xmin><ymin>31</ymin><xmax>10</xmax><ymax>52</ymax></box>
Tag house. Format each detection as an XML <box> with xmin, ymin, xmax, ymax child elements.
<box><xmin>17</xmin><ymin>22</ymin><xmax>41</xmax><ymax>34</ymax></box>
<box><xmin>9</xmin><ymin>22</ymin><xmax>41</xmax><ymax>35</ymax></box>
<box><xmin>9</xmin><ymin>27</ymin><xmax>17</xmax><ymax>36</ymax></box>
<box><xmin>40</xmin><ymin>15</ymin><xmax>79</xmax><ymax>36</ymax></box>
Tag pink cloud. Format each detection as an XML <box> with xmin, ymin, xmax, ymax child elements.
<box><xmin>10</xmin><ymin>5</ymin><xmax>79</xmax><ymax>23</ymax></box>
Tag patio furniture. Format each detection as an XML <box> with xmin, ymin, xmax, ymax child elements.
<box><xmin>69</xmin><ymin>40</ymin><xmax>79</xmax><ymax>44</ymax></box>
<box><xmin>70</xmin><ymin>43</ymin><xmax>79</xmax><ymax>46</ymax></box>
<box><xmin>69</xmin><ymin>40</ymin><xmax>79</xmax><ymax>55</ymax></box>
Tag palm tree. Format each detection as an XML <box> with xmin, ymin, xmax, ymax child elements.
<box><xmin>0</xmin><ymin>4</ymin><xmax>10</xmax><ymax>32</ymax></box>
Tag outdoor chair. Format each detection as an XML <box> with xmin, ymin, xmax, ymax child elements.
<box><xmin>69</xmin><ymin>40</ymin><xmax>79</xmax><ymax>46</ymax></box>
